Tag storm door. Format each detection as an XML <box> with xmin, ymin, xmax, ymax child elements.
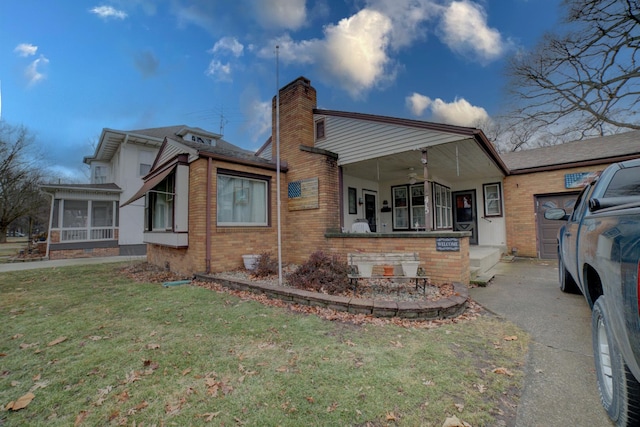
<box><xmin>452</xmin><ymin>190</ymin><xmax>478</xmax><ymax>245</ymax></box>
<box><xmin>363</xmin><ymin>190</ymin><xmax>377</xmax><ymax>232</ymax></box>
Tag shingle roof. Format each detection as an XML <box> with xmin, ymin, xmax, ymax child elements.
<box><xmin>500</xmin><ymin>130</ymin><xmax>640</xmax><ymax>172</ymax></box>
<box><xmin>168</xmin><ymin>138</ymin><xmax>278</xmax><ymax>168</ymax></box>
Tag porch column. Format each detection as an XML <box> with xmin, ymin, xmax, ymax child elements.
<box><xmin>423</xmin><ymin>150</ymin><xmax>433</xmax><ymax>231</ymax></box>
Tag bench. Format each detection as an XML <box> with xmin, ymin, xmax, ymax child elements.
<box><xmin>347</xmin><ymin>252</ymin><xmax>429</xmax><ymax>293</ymax></box>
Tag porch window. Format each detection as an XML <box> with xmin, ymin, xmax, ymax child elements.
<box><xmin>392</xmin><ymin>186</ymin><xmax>409</xmax><ymax>229</ymax></box>
<box><xmin>217</xmin><ymin>174</ymin><xmax>268</xmax><ymax>226</ymax></box>
<box><xmin>52</xmin><ymin>199</ymin><xmax>118</xmax><ymax>241</ymax></box>
<box><xmin>410</xmin><ymin>185</ymin><xmax>425</xmax><ymax>229</ymax></box>
<box><xmin>146</xmin><ymin>173</ymin><xmax>175</xmax><ymax>231</ymax></box>
<box><xmin>434</xmin><ymin>183</ymin><xmax>452</xmax><ymax>229</ymax></box>
<box><xmin>483</xmin><ymin>183</ymin><xmax>502</xmax><ymax>217</ymax></box>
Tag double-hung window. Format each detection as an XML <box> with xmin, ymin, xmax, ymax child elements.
<box><xmin>147</xmin><ymin>173</ymin><xmax>175</xmax><ymax>231</ymax></box>
<box><xmin>217</xmin><ymin>173</ymin><xmax>269</xmax><ymax>226</ymax></box>
<box><xmin>433</xmin><ymin>183</ymin><xmax>452</xmax><ymax>229</ymax></box>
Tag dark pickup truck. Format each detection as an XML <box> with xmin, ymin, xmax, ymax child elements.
<box><xmin>545</xmin><ymin>158</ymin><xmax>640</xmax><ymax>426</ymax></box>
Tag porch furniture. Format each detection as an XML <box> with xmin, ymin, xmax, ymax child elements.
<box><xmin>347</xmin><ymin>252</ymin><xmax>429</xmax><ymax>293</ymax></box>
<box><xmin>351</xmin><ymin>221</ymin><xmax>371</xmax><ymax>233</ymax></box>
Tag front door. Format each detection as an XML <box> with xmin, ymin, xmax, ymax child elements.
<box><xmin>452</xmin><ymin>190</ymin><xmax>478</xmax><ymax>245</ymax></box>
<box><xmin>363</xmin><ymin>190</ymin><xmax>377</xmax><ymax>232</ymax></box>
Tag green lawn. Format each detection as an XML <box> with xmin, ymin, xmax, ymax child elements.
<box><xmin>1</xmin><ymin>263</ymin><xmax>528</xmax><ymax>426</ymax></box>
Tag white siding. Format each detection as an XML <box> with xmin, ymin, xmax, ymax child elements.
<box><xmin>315</xmin><ymin>115</ymin><xmax>469</xmax><ymax>165</ymax></box>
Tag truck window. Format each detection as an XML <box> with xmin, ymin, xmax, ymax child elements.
<box><xmin>603</xmin><ymin>166</ymin><xmax>640</xmax><ymax>197</ymax></box>
<box><xmin>570</xmin><ymin>184</ymin><xmax>595</xmax><ymax>221</ymax></box>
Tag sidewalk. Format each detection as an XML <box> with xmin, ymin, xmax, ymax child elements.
<box><xmin>0</xmin><ymin>256</ymin><xmax>146</xmax><ymax>273</ymax></box>
<box><xmin>470</xmin><ymin>258</ymin><xmax>612</xmax><ymax>427</ymax></box>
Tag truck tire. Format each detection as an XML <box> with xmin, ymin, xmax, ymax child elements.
<box><xmin>558</xmin><ymin>252</ymin><xmax>580</xmax><ymax>294</ymax></box>
<box><xmin>592</xmin><ymin>297</ymin><xmax>640</xmax><ymax>426</ymax></box>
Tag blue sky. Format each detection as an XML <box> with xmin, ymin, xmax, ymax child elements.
<box><xmin>0</xmin><ymin>0</ymin><xmax>562</xmax><ymax>181</ymax></box>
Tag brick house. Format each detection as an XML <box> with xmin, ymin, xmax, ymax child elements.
<box><xmin>126</xmin><ymin>77</ymin><xmax>514</xmax><ymax>284</ymax></box>
<box><xmin>125</xmin><ymin>76</ymin><xmax>640</xmax><ymax>282</ymax></box>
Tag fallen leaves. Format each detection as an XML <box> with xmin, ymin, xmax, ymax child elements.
<box><xmin>47</xmin><ymin>336</ymin><xmax>67</xmax><ymax>347</ymax></box>
<box><xmin>6</xmin><ymin>392</ymin><xmax>35</xmax><ymax>411</ymax></box>
<box><xmin>492</xmin><ymin>367</ymin><xmax>514</xmax><ymax>377</ymax></box>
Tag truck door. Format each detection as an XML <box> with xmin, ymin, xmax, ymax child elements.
<box><xmin>563</xmin><ymin>184</ymin><xmax>595</xmax><ymax>281</ymax></box>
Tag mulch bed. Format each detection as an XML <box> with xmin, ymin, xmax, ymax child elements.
<box><xmin>119</xmin><ymin>262</ymin><xmax>485</xmax><ymax>328</ymax></box>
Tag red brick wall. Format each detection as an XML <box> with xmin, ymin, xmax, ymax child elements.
<box><xmin>49</xmin><ymin>247</ymin><xmax>119</xmax><ymax>260</ymax></box>
<box><xmin>146</xmin><ymin>158</ymin><xmax>284</xmax><ymax>276</ymax></box>
<box><xmin>504</xmin><ymin>163</ymin><xmax>610</xmax><ymax>257</ymax></box>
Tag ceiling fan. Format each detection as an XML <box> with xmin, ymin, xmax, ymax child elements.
<box><xmin>407</xmin><ymin>168</ymin><xmax>426</xmax><ymax>184</ymax></box>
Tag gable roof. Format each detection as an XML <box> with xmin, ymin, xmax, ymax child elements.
<box><xmin>501</xmin><ymin>130</ymin><xmax>640</xmax><ymax>173</ymax></box>
<box><xmin>82</xmin><ymin>125</ymin><xmax>239</xmax><ymax>164</ymax></box>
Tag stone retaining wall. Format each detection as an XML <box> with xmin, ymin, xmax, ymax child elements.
<box><xmin>195</xmin><ymin>274</ymin><xmax>468</xmax><ymax>320</ymax></box>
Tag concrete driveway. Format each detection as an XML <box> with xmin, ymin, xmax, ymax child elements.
<box><xmin>470</xmin><ymin>258</ymin><xmax>613</xmax><ymax>427</ymax></box>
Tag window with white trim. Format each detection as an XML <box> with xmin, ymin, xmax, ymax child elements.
<box><xmin>146</xmin><ymin>173</ymin><xmax>175</xmax><ymax>231</ymax></box>
<box><xmin>139</xmin><ymin>150</ymin><xmax>154</xmax><ymax>177</ymax></box>
<box><xmin>433</xmin><ymin>183</ymin><xmax>452</xmax><ymax>229</ymax></box>
<box><xmin>93</xmin><ymin>165</ymin><xmax>109</xmax><ymax>184</ymax></box>
<box><xmin>483</xmin><ymin>182</ymin><xmax>502</xmax><ymax>217</ymax></box>
<box><xmin>217</xmin><ymin>174</ymin><xmax>268</xmax><ymax>226</ymax></box>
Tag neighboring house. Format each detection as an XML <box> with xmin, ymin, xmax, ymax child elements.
<box><xmin>41</xmin><ymin>125</ymin><xmax>246</xmax><ymax>259</ymax></box>
<box><xmin>501</xmin><ymin>130</ymin><xmax>640</xmax><ymax>259</ymax></box>
<box><xmin>125</xmin><ymin>77</ymin><xmax>511</xmax><ymax>284</ymax></box>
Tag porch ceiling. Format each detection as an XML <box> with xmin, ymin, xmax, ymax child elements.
<box><xmin>341</xmin><ymin>139</ymin><xmax>504</xmax><ymax>184</ymax></box>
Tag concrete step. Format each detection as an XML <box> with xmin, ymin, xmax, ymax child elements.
<box><xmin>469</xmin><ymin>246</ymin><xmax>502</xmax><ymax>276</ymax></box>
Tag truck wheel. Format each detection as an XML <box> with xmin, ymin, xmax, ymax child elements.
<box><xmin>592</xmin><ymin>297</ymin><xmax>640</xmax><ymax>426</ymax></box>
<box><xmin>558</xmin><ymin>253</ymin><xmax>580</xmax><ymax>294</ymax></box>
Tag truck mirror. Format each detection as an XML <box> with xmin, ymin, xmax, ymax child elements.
<box><xmin>544</xmin><ymin>208</ymin><xmax>568</xmax><ymax>220</ymax></box>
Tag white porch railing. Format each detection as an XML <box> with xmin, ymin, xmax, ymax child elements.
<box><xmin>60</xmin><ymin>227</ymin><xmax>116</xmax><ymax>242</ymax></box>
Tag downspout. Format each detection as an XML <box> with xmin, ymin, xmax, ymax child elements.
<box><xmin>205</xmin><ymin>157</ymin><xmax>212</xmax><ymax>273</ymax></box>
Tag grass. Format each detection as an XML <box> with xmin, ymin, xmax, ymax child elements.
<box><xmin>1</xmin><ymin>262</ymin><xmax>529</xmax><ymax>426</ymax></box>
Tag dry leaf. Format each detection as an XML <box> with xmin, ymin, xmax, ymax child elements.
<box><xmin>492</xmin><ymin>367</ymin><xmax>514</xmax><ymax>376</ymax></box>
<box><xmin>306</xmin><ymin>396</ymin><xmax>315</xmax><ymax>403</ymax></box>
<box><xmin>11</xmin><ymin>381</ymin><xmax>20</xmax><ymax>387</ymax></box>
<box><xmin>442</xmin><ymin>414</ymin><xmax>471</xmax><ymax>427</ymax></box>
<box><xmin>182</xmin><ymin>368</ymin><xmax>192</xmax><ymax>376</ymax></box>
<box><xmin>199</xmin><ymin>411</ymin><xmax>221</xmax><ymax>421</ymax></box>
<box><xmin>32</xmin><ymin>374</ymin><xmax>41</xmax><ymax>381</ymax></box>
<box><xmin>8</xmin><ymin>392</ymin><xmax>35</xmax><ymax>411</ymax></box>
<box><xmin>504</xmin><ymin>335</ymin><xmax>518</xmax><ymax>341</ymax></box>
<box><xmin>475</xmin><ymin>383</ymin><xmax>487</xmax><ymax>393</ymax></box>
<box><xmin>47</xmin><ymin>336</ymin><xmax>67</xmax><ymax>347</ymax></box>
<box><xmin>390</xmin><ymin>340</ymin><xmax>404</xmax><ymax>348</ymax></box>
<box><xmin>11</xmin><ymin>334</ymin><xmax>24</xmax><ymax>340</ymax></box>
<box><xmin>455</xmin><ymin>403</ymin><xmax>464</xmax><ymax>412</ymax></box>
<box><xmin>0</xmin><ymin>353</ymin><xmax>6</xmax><ymax>357</ymax></box>
<box><xmin>74</xmin><ymin>410</ymin><xmax>88</xmax><ymax>426</ymax></box>
<box><xmin>88</xmin><ymin>336</ymin><xmax>102</xmax><ymax>341</ymax></box>
<box><xmin>146</xmin><ymin>343</ymin><xmax>160</xmax><ymax>350</ymax></box>
<box><xmin>386</xmin><ymin>412</ymin><xmax>397</xmax><ymax>421</ymax></box>
<box><xmin>326</xmin><ymin>402</ymin><xmax>339</xmax><ymax>412</ymax></box>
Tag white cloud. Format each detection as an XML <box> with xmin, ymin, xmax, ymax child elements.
<box><xmin>438</xmin><ymin>1</ymin><xmax>505</xmax><ymax>63</ymax></box>
<box><xmin>258</xmin><ymin>9</ymin><xmax>394</xmax><ymax>98</ymax></box>
<box><xmin>90</xmin><ymin>5</ymin><xmax>128</xmax><ymax>20</ymax></box>
<box><xmin>406</xmin><ymin>92</ymin><xmax>488</xmax><ymax>127</ymax></box>
<box><xmin>366</xmin><ymin>0</ymin><xmax>438</xmax><ymax>50</ymax></box>
<box><xmin>205</xmin><ymin>60</ymin><xmax>233</xmax><ymax>82</ymax></box>
<box><xmin>14</xmin><ymin>43</ymin><xmax>38</xmax><ymax>57</ymax></box>
<box><xmin>319</xmin><ymin>9</ymin><xmax>393</xmax><ymax>97</ymax></box>
<box><xmin>252</xmin><ymin>0</ymin><xmax>307</xmax><ymax>30</ymax></box>
<box><xmin>25</xmin><ymin>55</ymin><xmax>49</xmax><ymax>86</ymax></box>
<box><xmin>211</xmin><ymin>37</ymin><xmax>244</xmax><ymax>58</ymax></box>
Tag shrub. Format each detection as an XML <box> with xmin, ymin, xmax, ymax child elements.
<box><xmin>286</xmin><ymin>251</ymin><xmax>350</xmax><ymax>294</ymax></box>
<box><xmin>253</xmin><ymin>252</ymin><xmax>279</xmax><ymax>278</ymax></box>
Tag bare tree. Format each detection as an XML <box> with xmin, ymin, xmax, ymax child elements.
<box><xmin>0</xmin><ymin>121</ymin><xmax>47</xmax><ymax>243</ymax></box>
<box><xmin>505</xmin><ymin>0</ymin><xmax>640</xmax><ymax>146</ymax></box>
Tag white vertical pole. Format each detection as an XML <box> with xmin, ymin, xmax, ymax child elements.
<box><xmin>276</xmin><ymin>46</ymin><xmax>283</xmax><ymax>285</ymax></box>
